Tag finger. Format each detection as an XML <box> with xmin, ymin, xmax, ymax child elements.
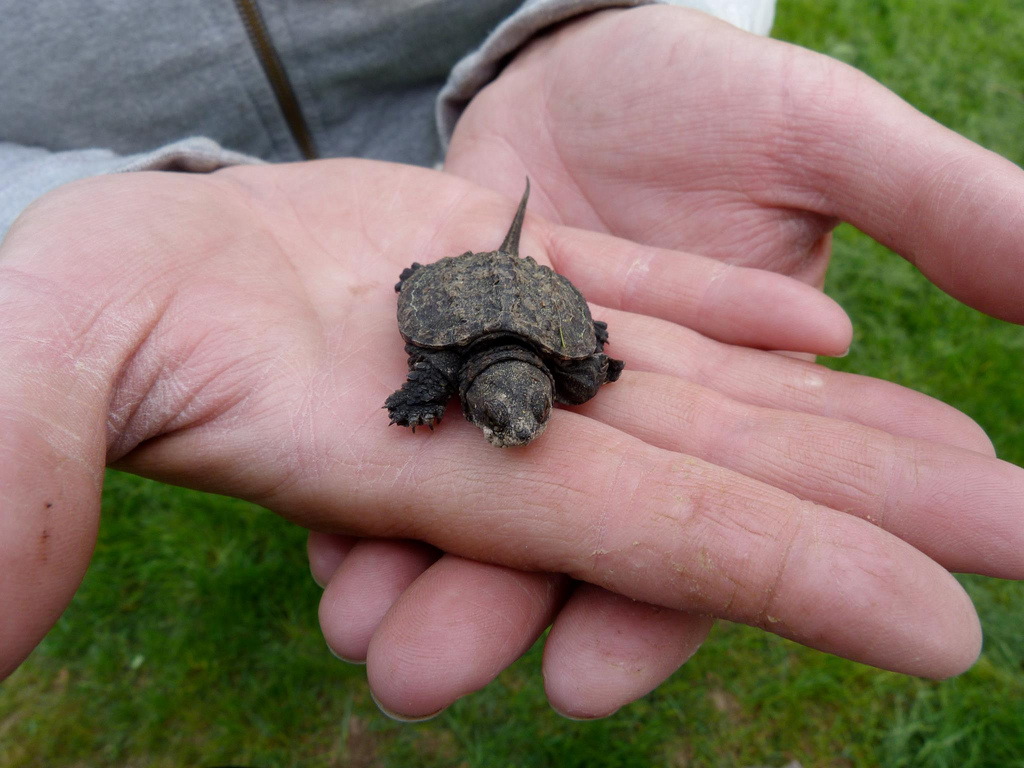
<box><xmin>781</xmin><ymin>48</ymin><xmax>1024</xmax><ymax>322</ymax></box>
<box><xmin>319</xmin><ymin>539</ymin><xmax>440</xmax><ymax>663</ymax></box>
<box><xmin>573</xmin><ymin>370</ymin><xmax>1024</xmax><ymax>579</ymax></box>
<box><xmin>357</xmin><ymin>549</ymin><xmax>704</xmax><ymax>719</ymax></box>
<box><xmin>0</xmin><ymin>269</ymin><xmax>107</xmax><ymax>680</ymax></box>
<box><xmin>596</xmin><ymin>305</ymin><xmax>996</xmax><ymax>457</ymax></box>
<box><xmin>367</xmin><ymin>556</ymin><xmax>569</xmax><ymax>719</ymax></box>
<box><xmin>307</xmin><ymin>531</ymin><xmax>358</xmax><ymax>587</ymax></box>
<box><xmin>198</xmin><ymin>409</ymin><xmax>986</xmax><ymax>680</ymax></box>
<box><xmin>544</xmin><ymin>226</ymin><xmax>852</xmax><ymax>356</ymax></box>
<box><xmin>349</xmin><ymin>546</ymin><xmax>709</xmax><ymax>719</ymax></box>
<box><xmin>543</xmin><ymin>584</ymin><xmax>713</xmax><ymax>719</ymax></box>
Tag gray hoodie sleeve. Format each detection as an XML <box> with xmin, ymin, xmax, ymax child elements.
<box><xmin>0</xmin><ymin>0</ymin><xmax>774</xmax><ymax>242</ymax></box>
<box><xmin>437</xmin><ymin>0</ymin><xmax>777</xmax><ymax>143</ymax></box>
<box><xmin>0</xmin><ymin>137</ymin><xmax>261</xmax><ymax>240</ymax></box>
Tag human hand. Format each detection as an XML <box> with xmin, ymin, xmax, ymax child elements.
<box><xmin>0</xmin><ymin>156</ymin><xmax>851</xmax><ymax>699</ymax></box>
<box><xmin>2</xmin><ymin>160</ymin><xmax>1018</xmax><ymax>723</ymax></box>
<box><xmin>444</xmin><ymin>5</ymin><xmax>1024</xmax><ymax>320</ymax></box>
<box><xmin>208</xmin><ymin>164</ymin><xmax>1015</xmax><ymax>721</ymax></box>
<box><xmin>312</xmin><ymin>6</ymin><xmax>1024</xmax><ymax>720</ymax></box>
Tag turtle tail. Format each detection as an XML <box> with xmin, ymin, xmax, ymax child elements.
<box><xmin>498</xmin><ymin>178</ymin><xmax>530</xmax><ymax>257</ymax></box>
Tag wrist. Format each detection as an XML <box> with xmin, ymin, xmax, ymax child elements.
<box><xmin>438</xmin><ymin>1</ymin><xmax>663</xmax><ymax>146</ymax></box>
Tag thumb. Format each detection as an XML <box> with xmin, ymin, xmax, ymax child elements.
<box><xmin>774</xmin><ymin>47</ymin><xmax>1024</xmax><ymax>322</ymax></box>
<box><xmin>0</xmin><ymin>175</ymin><xmax>181</xmax><ymax>680</ymax></box>
<box><xmin>0</xmin><ymin>268</ymin><xmax>107</xmax><ymax>680</ymax></box>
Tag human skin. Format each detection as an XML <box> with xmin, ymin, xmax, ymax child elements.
<box><xmin>0</xmin><ymin>158</ymin><xmax>853</xmax><ymax>687</ymax></box>
<box><xmin>312</xmin><ymin>6</ymin><xmax>1024</xmax><ymax>719</ymax></box>
<box><xmin>3</xmin><ymin>160</ymin><xmax>1020</xmax><ymax>727</ymax></box>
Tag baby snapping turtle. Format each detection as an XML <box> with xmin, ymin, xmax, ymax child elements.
<box><xmin>385</xmin><ymin>181</ymin><xmax>624</xmax><ymax>446</ymax></box>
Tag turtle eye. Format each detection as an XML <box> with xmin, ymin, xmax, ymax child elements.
<box><xmin>531</xmin><ymin>392</ymin><xmax>550</xmax><ymax>423</ymax></box>
<box><xmin>485</xmin><ymin>401</ymin><xmax>509</xmax><ymax>427</ymax></box>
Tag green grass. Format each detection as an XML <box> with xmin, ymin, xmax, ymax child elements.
<box><xmin>3</xmin><ymin>1</ymin><xmax>1024</xmax><ymax>765</ymax></box>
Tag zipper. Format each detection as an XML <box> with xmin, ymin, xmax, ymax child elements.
<box><xmin>231</xmin><ymin>0</ymin><xmax>318</xmax><ymax>160</ymax></box>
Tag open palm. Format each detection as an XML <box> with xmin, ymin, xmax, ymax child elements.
<box><xmin>2</xmin><ymin>158</ymin><xmax>1019</xmax><ymax>723</ymax></box>
<box><xmin>435</xmin><ymin>4</ymin><xmax>1024</xmax><ymax>719</ymax></box>
<box><xmin>446</xmin><ymin>5</ymin><xmax>1024</xmax><ymax>321</ymax></box>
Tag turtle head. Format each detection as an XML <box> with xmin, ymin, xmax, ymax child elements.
<box><xmin>464</xmin><ymin>359</ymin><xmax>553</xmax><ymax>447</ymax></box>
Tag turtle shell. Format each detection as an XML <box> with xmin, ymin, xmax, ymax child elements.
<box><xmin>397</xmin><ymin>250</ymin><xmax>596</xmax><ymax>360</ymax></box>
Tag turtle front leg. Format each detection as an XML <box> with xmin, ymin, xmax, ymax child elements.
<box><xmin>394</xmin><ymin>262</ymin><xmax>423</xmax><ymax>292</ymax></box>
<box><xmin>551</xmin><ymin>353</ymin><xmax>623</xmax><ymax>405</ymax></box>
<box><xmin>592</xmin><ymin>321</ymin><xmax>624</xmax><ymax>382</ymax></box>
<box><xmin>385</xmin><ymin>347</ymin><xmax>459</xmax><ymax>431</ymax></box>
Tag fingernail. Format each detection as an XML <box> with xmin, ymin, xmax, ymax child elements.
<box><xmin>310</xmin><ymin>565</ymin><xmax>325</xmax><ymax>589</ymax></box>
<box><xmin>550</xmin><ymin>704</ymin><xmax>618</xmax><ymax>721</ymax></box>
<box><xmin>370</xmin><ymin>690</ymin><xmax>447</xmax><ymax>723</ymax></box>
<box><xmin>836</xmin><ymin>346</ymin><xmax>851</xmax><ymax>358</ymax></box>
<box><xmin>326</xmin><ymin>642</ymin><xmax>366</xmax><ymax>666</ymax></box>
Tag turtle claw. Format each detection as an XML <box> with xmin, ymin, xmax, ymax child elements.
<box><xmin>384</xmin><ymin>393</ymin><xmax>447</xmax><ymax>433</ymax></box>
